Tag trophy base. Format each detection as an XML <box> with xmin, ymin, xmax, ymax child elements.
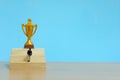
<box><xmin>24</xmin><ymin>45</ymin><xmax>34</xmax><ymax>48</ymax></box>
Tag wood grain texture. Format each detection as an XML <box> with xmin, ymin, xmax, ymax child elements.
<box><xmin>10</xmin><ymin>48</ymin><xmax>46</xmax><ymax>63</ymax></box>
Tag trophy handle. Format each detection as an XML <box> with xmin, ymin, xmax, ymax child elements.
<box><xmin>22</xmin><ymin>24</ymin><xmax>27</xmax><ymax>36</ymax></box>
<box><xmin>32</xmin><ymin>24</ymin><xmax>37</xmax><ymax>36</ymax></box>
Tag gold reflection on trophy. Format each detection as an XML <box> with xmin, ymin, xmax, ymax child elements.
<box><xmin>22</xmin><ymin>19</ymin><xmax>37</xmax><ymax>48</ymax></box>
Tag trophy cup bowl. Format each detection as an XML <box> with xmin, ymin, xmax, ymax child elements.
<box><xmin>22</xmin><ymin>19</ymin><xmax>37</xmax><ymax>48</ymax></box>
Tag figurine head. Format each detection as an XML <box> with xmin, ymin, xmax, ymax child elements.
<box><xmin>29</xmin><ymin>48</ymin><xmax>31</xmax><ymax>51</ymax></box>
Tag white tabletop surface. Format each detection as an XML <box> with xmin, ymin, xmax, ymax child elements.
<box><xmin>0</xmin><ymin>62</ymin><xmax>120</xmax><ymax>80</ymax></box>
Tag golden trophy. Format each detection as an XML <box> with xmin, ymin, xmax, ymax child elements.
<box><xmin>22</xmin><ymin>19</ymin><xmax>37</xmax><ymax>48</ymax></box>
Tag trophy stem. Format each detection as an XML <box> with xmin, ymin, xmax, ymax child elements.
<box><xmin>24</xmin><ymin>39</ymin><xmax>34</xmax><ymax>48</ymax></box>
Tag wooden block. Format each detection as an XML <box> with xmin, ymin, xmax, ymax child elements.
<box><xmin>10</xmin><ymin>48</ymin><xmax>46</xmax><ymax>63</ymax></box>
<box><xmin>10</xmin><ymin>48</ymin><xmax>46</xmax><ymax>71</ymax></box>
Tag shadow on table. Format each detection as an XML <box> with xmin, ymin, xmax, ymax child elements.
<box><xmin>4</xmin><ymin>63</ymin><xmax>10</xmax><ymax>69</ymax></box>
<box><xmin>10</xmin><ymin>63</ymin><xmax>46</xmax><ymax>80</ymax></box>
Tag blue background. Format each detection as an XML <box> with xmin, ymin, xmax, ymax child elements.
<box><xmin>0</xmin><ymin>0</ymin><xmax>120</xmax><ymax>62</ymax></box>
